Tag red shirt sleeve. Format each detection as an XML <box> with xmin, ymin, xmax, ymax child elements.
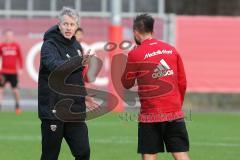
<box><xmin>177</xmin><ymin>52</ymin><xmax>187</xmax><ymax>105</ymax></box>
<box><xmin>0</xmin><ymin>44</ymin><xmax>2</xmax><ymax>73</ymax></box>
<box><xmin>121</xmin><ymin>51</ymin><xmax>138</xmax><ymax>89</ymax></box>
<box><xmin>83</xmin><ymin>66</ymin><xmax>89</xmax><ymax>82</ymax></box>
<box><xmin>16</xmin><ymin>43</ymin><xmax>23</xmax><ymax>70</ymax></box>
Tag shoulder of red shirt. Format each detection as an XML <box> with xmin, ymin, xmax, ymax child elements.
<box><xmin>0</xmin><ymin>42</ymin><xmax>20</xmax><ymax>46</ymax></box>
<box><xmin>127</xmin><ymin>38</ymin><xmax>180</xmax><ymax>61</ymax></box>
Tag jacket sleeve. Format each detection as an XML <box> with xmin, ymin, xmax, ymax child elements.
<box><xmin>121</xmin><ymin>52</ymin><xmax>137</xmax><ymax>89</ymax></box>
<box><xmin>40</xmin><ymin>41</ymin><xmax>65</xmax><ymax>72</ymax></box>
<box><xmin>177</xmin><ymin>53</ymin><xmax>187</xmax><ymax>105</ymax></box>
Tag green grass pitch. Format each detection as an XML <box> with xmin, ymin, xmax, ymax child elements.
<box><xmin>0</xmin><ymin>111</ymin><xmax>239</xmax><ymax>160</ymax></box>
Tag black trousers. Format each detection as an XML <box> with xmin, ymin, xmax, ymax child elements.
<box><xmin>40</xmin><ymin>120</ymin><xmax>90</xmax><ymax>160</ymax></box>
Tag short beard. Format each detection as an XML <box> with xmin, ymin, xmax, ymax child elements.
<box><xmin>134</xmin><ymin>36</ymin><xmax>141</xmax><ymax>45</ymax></box>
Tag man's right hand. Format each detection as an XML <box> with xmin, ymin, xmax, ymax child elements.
<box><xmin>82</xmin><ymin>49</ymin><xmax>95</xmax><ymax>66</ymax></box>
<box><xmin>85</xmin><ymin>96</ymin><xmax>99</xmax><ymax>111</ymax></box>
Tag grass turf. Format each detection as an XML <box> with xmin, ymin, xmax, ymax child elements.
<box><xmin>0</xmin><ymin>111</ymin><xmax>239</xmax><ymax>160</ymax></box>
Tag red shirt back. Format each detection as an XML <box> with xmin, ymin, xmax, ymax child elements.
<box><xmin>122</xmin><ymin>38</ymin><xmax>187</xmax><ymax>122</ymax></box>
<box><xmin>0</xmin><ymin>42</ymin><xmax>23</xmax><ymax>74</ymax></box>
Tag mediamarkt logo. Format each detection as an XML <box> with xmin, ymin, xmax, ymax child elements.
<box><xmin>144</xmin><ymin>50</ymin><xmax>173</xmax><ymax>59</ymax></box>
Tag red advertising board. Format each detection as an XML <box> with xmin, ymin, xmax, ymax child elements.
<box><xmin>5</xmin><ymin>17</ymin><xmax>239</xmax><ymax>93</ymax></box>
<box><xmin>176</xmin><ymin>16</ymin><xmax>240</xmax><ymax>92</ymax></box>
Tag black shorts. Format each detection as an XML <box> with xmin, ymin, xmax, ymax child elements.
<box><xmin>138</xmin><ymin>118</ymin><xmax>189</xmax><ymax>154</ymax></box>
<box><xmin>0</xmin><ymin>74</ymin><xmax>18</xmax><ymax>88</ymax></box>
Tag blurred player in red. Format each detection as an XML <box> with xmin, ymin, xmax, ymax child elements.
<box><xmin>121</xmin><ymin>14</ymin><xmax>190</xmax><ymax>160</ymax></box>
<box><xmin>0</xmin><ymin>29</ymin><xmax>23</xmax><ymax>114</ymax></box>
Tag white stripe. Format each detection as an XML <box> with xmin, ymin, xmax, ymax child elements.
<box><xmin>0</xmin><ymin>135</ymin><xmax>239</xmax><ymax>147</ymax></box>
<box><xmin>192</xmin><ymin>142</ymin><xmax>240</xmax><ymax>147</ymax></box>
<box><xmin>0</xmin><ymin>135</ymin><xmax>40</xmax><ymax>141</ymax></box>
<box><xmin>160</xmin><ymin>59</ymin><xmax>170</xmax><ymax>69</ymax></box>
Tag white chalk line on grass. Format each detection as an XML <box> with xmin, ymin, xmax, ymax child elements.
<box><xmin>221</xmin><ymin>137</ymin><xmax>240</xmax><ymax>141</ymax></box>
<box><xmin>0</xmin><ymin>121</ymin><xmax>123</xmax><ymax>126</ymax></box>
<box><xmin>0</xmin><ymin>135</ymin><xmax>240</xmax><ymax>147</ymax></box>
<box><xmin>0</xmin><ymin>135</ymin><xmax>41</xmax><ymax>141</ymax></box>
<box><xmin>192</xmin><ymin>142</ymin><xmax>240</xmax><ymax>147</ymax></box>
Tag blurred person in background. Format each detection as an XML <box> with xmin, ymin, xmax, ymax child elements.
<box><xmin>121</xmin><ymin>14</ymin><xmax>190</xmax><ymax>160</ymax></box>
<box><xmin>75</xmin><ymin>27</ymin><xmax>84</xmax><ymax>54</ymax></box>
<box><xmin>75</xmin><ymin>27</ymin><xmax>84</xmax><ymax>44</ymax></box>
<box><xmin>0</xmin><ymin>29</ymin><xmax>23</xmax><ymax>114</ymax></box>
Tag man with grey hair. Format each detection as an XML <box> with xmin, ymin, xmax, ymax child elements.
<box><xmin>38</xmin><ymin>7</ymin><xmax>90</xmax><ymax>160</ymax></box>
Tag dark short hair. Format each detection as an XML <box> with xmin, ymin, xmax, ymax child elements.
<box><xmin>75</xmin><ymin>27</ymin><xmax>83</xmax><ymax>33</ymax></box>
<box><xmin>133</xmin><ymin>13</ymin><xmax>154</xmax><ymax>33</ymax></box>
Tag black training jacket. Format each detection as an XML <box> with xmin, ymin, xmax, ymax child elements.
<box><xmin>38</xmin><ymin>25</ymin><xmax>86</xmax><ymax>120</ymax></box>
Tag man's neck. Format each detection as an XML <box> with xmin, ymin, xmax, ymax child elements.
<box><xmin>140</xmin><ymin>34</ymin><xmax>153</xmax><ymax>43</ymax></box>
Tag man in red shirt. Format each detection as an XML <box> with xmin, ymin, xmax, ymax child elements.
<box><xmin>0</xmin><ymin>29</ymin><xmax>23</xmax><ymax>114</ymax></box>
<box><xmin>121</xmin><ymin>14</ymin><xmax>190</xmax><ymax>160</ymax></box>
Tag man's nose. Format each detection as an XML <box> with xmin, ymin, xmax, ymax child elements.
<box><xmin>66</xmin><ymin>24</ymin><xmax>71</xmax><ymax>30</ymax></box>
<box><xmin>66</xmin><ymin>26</ymin><xmax>71</xmax><ymax>30</ymax></box>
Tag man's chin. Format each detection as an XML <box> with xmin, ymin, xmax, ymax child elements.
<box><xmin>64</xmin><ymin>35</ymin><xmax>72</xmax><ymax>39</ymax></box>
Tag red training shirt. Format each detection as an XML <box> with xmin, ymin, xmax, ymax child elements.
<box><xmin>121</xmin><ymin>38</ymin><xmax>187</xmax><ymax>122</ymax></box>
<box><xmin>0</xmin><ymin>42</ymin><xmax>23</xmax><ymax>74</ymax></box>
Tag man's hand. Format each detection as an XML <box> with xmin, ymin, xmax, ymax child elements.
<box><xmin>82</xmin><ymin>49</ymin><xmax>95</xmax><ymax>66</ymax></box>
<box><xmin>85</xmin><ymin>96</ymin><xmax>99</xmax><ymax>111</ymax></box>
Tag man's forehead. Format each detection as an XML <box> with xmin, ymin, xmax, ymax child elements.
<box><xmin>61</xmin><ymin>15</ymin><xmax>77</xmax><ymax>23</ymax></box>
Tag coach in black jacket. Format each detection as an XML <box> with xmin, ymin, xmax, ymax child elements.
<box><xmin>38</xmin><ymin>7</ymin><xmax>90</xmax><ymax>160</ymax></box>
